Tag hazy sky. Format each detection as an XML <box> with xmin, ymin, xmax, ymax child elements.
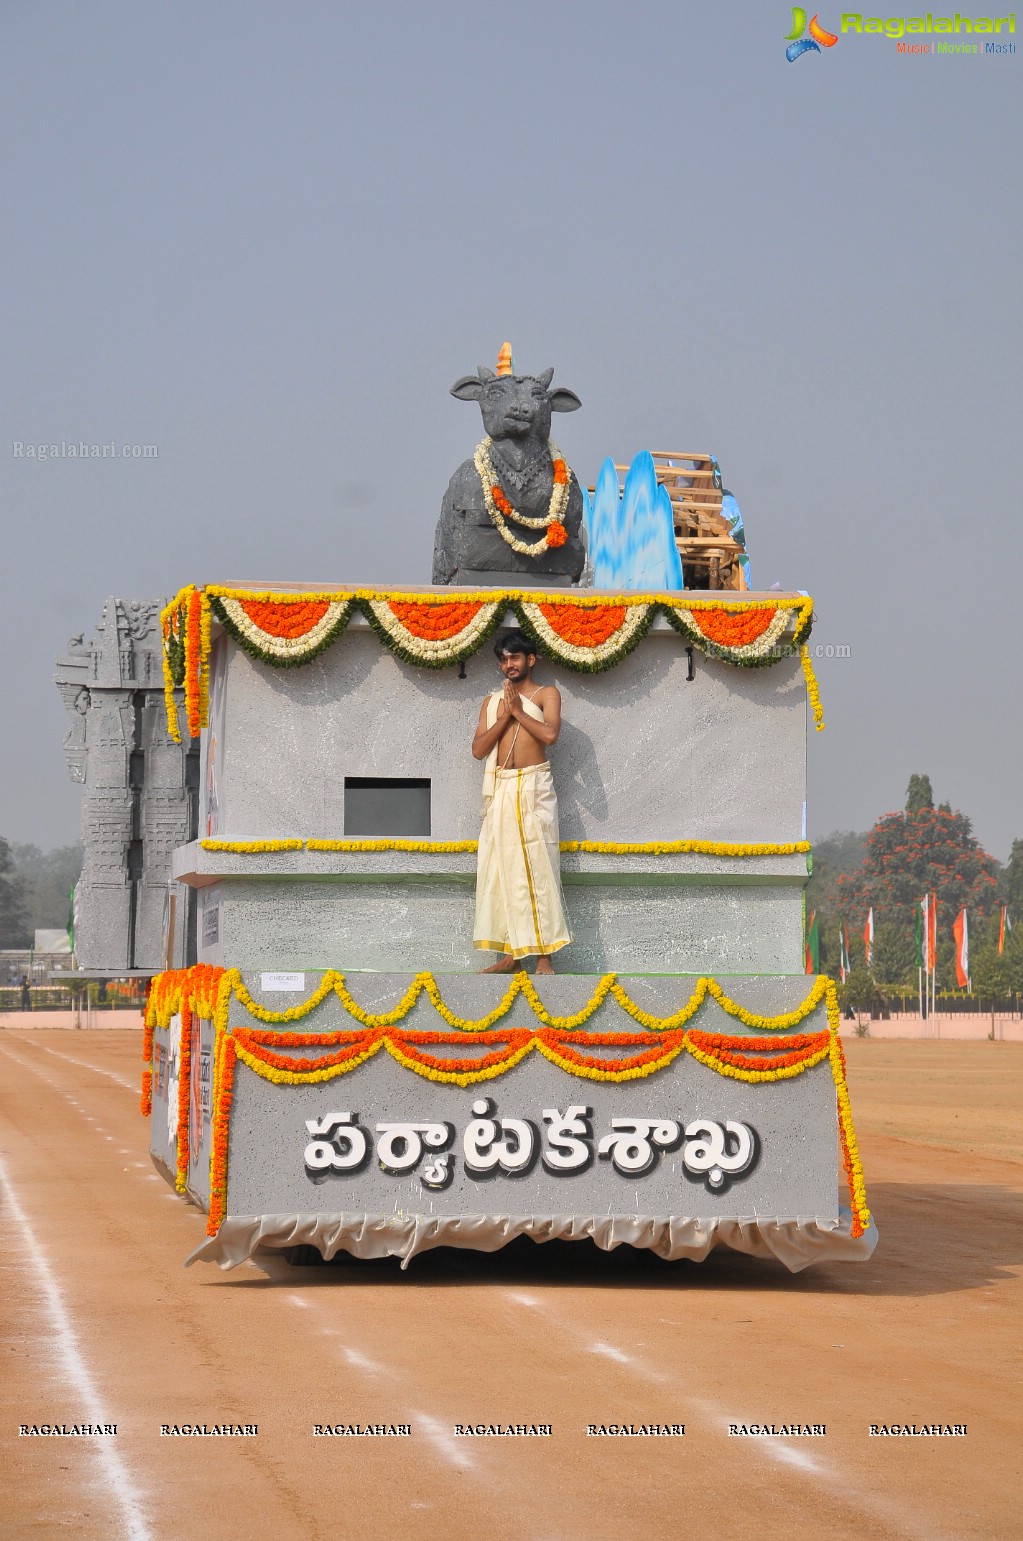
<box><xmin>2</xmin><ymin>2</ymin><xmax>1019</xmax><ymax>857</ymax></box>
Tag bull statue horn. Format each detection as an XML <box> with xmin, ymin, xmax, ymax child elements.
<box><xmin>476</xmin><ymin>365</ymin><xmax>496</xmax><ymax>382</ymax></box>
<box><xmin>537</xmin><ymin>367</ymin><xmax>554</xmax><ymax>389</ymax></box>
<box><xmin>496</xmin><ymin>341</ymin><xmax>514</xmax><ymax>377</ymax></box>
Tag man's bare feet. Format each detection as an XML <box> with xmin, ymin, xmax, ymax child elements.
<box><xmin>534</xmin><ymin>956</ymin><xmax>555</xmax><ymax>975</ymax></box>
<box><xmin>480</xmin><ymin>954</ymin><xmax>517</xmax><ymax>974</ymax></box>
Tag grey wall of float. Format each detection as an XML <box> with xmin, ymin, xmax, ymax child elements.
<box><xmin>173</xmin><ymin>617</ymin><xmax>809</xmax><ymax>977</ymax></box>
<box><xmin>199</xmin><ymin>623</ymin><xmax>806</xmax><ymax>844</ymax></box>
<box><xmin>163</xmin><ymin>975</ymin><xmax>874</xmax><ymax>1271</ymax></box>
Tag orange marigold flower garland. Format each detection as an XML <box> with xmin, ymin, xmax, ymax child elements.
<box><xmin>175</xmin><ymin>999</ymin><xmax>194</xmax><ymax>1192</ymax></box>
<box><xmin>690</xmin><ymin>607</ymin><xmax>777</xmax><ymax>648</ymax></box>
<box><xmin>537</xmin><ymin>602</ymin><xmax>628</xmax><ymax>647</ymax></box>
<box><xmin>182</xmin><ymin>586</ymin><xmax>207</xmax><ymax>739</ymax></box>
<box><xmin>207</xmin><ymin>1037</ymin><xmax>236</xmax><ymax>1235</ymax></box>
<box><xmin>388</xmin><ymin>600</ymin><xmax>486</xmax><ymax>642</ymax></box>
<box><xmin>238</xmin><ymin>599</ymin><xmax>331</xmax><ymax>638</ymax></box>
<box><xmin>145</xmin><ymin>962</ymin><xmax>867</xmax><ymax>1241</ymax></box>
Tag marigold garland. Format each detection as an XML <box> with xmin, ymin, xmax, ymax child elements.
<box><xmin>161</xmin><ymin>586</ymin><xmax>818</xmax><ymax>709</ymax></box>
<box><xmin>829</xmin><ymin>1025</ymin><xmax>871</xmax><ymax>1236</ymax></box>
<box><xmin>536</xmin><ymin>602</ymin><xmax>628</xmax><ymax>647</ymax></box>
<box><xmin>199</xmin><ymin>837</ymin><xmax>812</xmax><ymax>859</ymax></box>
<box><xmin>200</xmin><ymin>839</ymin><xmax>305</xmax><ymax>854</ymax></box>
<box><xmin>159</xmin><ymin>586</ymin><xmax>192</xmax><ymax>742</ymax></box>
<box><xmin>239</xmin><ymin>599</ymin><xmax>330</xmax><ymax>637</ymax></box>
<box><xmin>688</xmin><ymin>608</ymin><xmax>777</xmax><ymax>648</ymax></box>
<box><xmin>800</xmin><ymin>644</ymin><xmax>826</xmax><ymax>732</ymax></box>
<box><xmin>388</xmin><ymin>600</ymin><xmax>487</xmax><ymax>641</ymax></box>
<box><xmin>175</xmin><ymin>999</ymin><xmax>194</xmax><ymax>1193</ymax></box>
<box><xmin>147</xmin><ymin>964</ymin><xmax>868</xmax><ymax>1240</ymax></box>
<box><xmin>305</xmin><ymin>838</ymin><xmax>478</xmax><ymax>854</ymax></box>
<box><xmin>474</xmin><ymin>437</ymin><xmax>572</xmax><ymax>555</ymax></box>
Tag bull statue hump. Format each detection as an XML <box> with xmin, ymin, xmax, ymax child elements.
<box><xmin>432</xmin><ymin>358</ymin><xmax>588</xmax><ymax>589</ymax></box>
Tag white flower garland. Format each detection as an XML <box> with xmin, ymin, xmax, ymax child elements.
<box><xmin>219</xmin><ymin>597</ymin><xmax>354</xmax><ymax>661</ymax></box>
<box><xmin>366</xmin><ymin>599</ymin><xmax>501</xmax><ymax>665</ymax></box>
<box><xmin>474</xmin><ymin>437</ymin><xmax>571</xmax><ymax>556</ymax></box>
<box><xmin>671</xmin><ymin>605</ymin><xmax>793</xmax><ymax>661</ymax></box>
<box><xmin>517</xmin><ymin>599</ymin><xmax>650</xmax><ymax>667</ymax></box>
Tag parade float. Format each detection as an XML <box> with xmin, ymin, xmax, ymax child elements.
<box><xmin>72</xmin><ymin>349</ymin><xmax>874</xmax><ymax>1269</ymax></box>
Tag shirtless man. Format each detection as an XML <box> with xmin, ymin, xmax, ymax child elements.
<box><xmin>471</xmin><ymin>630</ymin><xmax>571</xmax><ymax>973</ymax></box>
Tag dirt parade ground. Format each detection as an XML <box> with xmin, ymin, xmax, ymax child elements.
<box><xmin>1</xmin><ymin>1029</ymin><xmax>1020</xmax><ymax>1541</ymax></box>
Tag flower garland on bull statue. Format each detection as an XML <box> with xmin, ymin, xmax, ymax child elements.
<box><xmin>433</xmin><ymin>347</ymin><xmax>588</xmax><ymax>586</ymax></box>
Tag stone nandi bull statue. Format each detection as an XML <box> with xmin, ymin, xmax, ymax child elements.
<box><xmin>432</xmin><ymin>358</ymin><xmax>587</xmax><ymax>587</ymax></box>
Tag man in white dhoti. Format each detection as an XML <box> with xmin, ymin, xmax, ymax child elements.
<box><xmin>471</xmin><ymin>630</ymin><xmax>571</xmax><ymax>973</ymax></box>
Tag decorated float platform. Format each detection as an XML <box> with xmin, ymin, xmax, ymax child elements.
<box><xmin>142</xmin><ymin>581</ymin><xmax>874</xmax><ymax>1271</ymax></box>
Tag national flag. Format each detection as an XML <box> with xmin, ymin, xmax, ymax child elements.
<box><xmin>839</xmin><ymin>922</ymin><xmax>851</xmax><ymax>982</ymax></box>
<box><xmin>927</xmin><ymin>891</ymin><xmax>938</xmax><ymax>971</ymax></box>
<box><xmin>864</xmin><ymin>908</ymin><xmax>874</xmax><ymax>968</ymax></box>
<box><xmin>953</xmin><ymin>908</ymin><xmax>970</xmax><ymax>990</ymax></box>
<box><xmin>804</xmin><ymin>909</ymin><xmax>819</xmax><ymax>974</ymax></box>
<box><xmin>998</xmin><ymin>906</ymin><xmax>1011</xmax><ymax>955</ymax></box>
<box><xmin>914</xmin><ymin>903</ymin><xmax>923</xmax><ymax>968</ymax></box>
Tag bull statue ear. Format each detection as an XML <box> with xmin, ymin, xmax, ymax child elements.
<box><xmin>548</xmin><ymin>387</ymin><xmax>582</xmax><ymax>413</ymax></box>
<box><xmin>476</xmin><ymin>365</ymin><xmax>497</xmax><ymax>382</ymax></box>
<box><xmin>537</xmin><ymin>367</ymin><xmax>555</xmax><ymax>389</ymax></box>
<box><xmin>450</xmin><ymin>375</ymin><xmax>486</xmax><ymax>402</ymax></box>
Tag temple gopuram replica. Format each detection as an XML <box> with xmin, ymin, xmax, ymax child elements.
<box><xmin>64</xmin><ymin>348</ymin><xmax>874</xmax><ymax>1270</ymax></box>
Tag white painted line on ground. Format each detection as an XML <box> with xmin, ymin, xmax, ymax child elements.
<box><xmin>342</xmin><ymin>1347</ymin><xmax>384</xmax><ymax>1374</ymax></box>
<box><xmin>505</xmin><ymin>1293</ymin><xmax>937</xmax><ymax>1540</ymax></box>
<box><xmin>0</xmin><ymin>1153</ymin><xmax>153</xmax><ymax>1541</ymax></box>
<box><xmin>19</xmin><ymin>1040</ymin><xmax>137</xmax><ymax>1093</ymax></box>
<box><xmin>588</xmin><ymin>1341</ymin><xmax>633</xmax><ymax>1366</ymax></box>
<box><xmin>410</xmin><ymin>1410</ymin><xmax>476</xmax><ymax>1472</ymax></box>
<box><xmin>764</xmin><ymin>1443</ymin><xmax>823</xmax><ymax>1473</ymax></box>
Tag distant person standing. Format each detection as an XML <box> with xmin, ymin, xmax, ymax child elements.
<box><xmin>20</xmin><ymin>975</ymin><xmax>31</xmax><ymax>1011</ymax></box>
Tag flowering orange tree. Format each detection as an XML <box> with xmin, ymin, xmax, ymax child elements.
<box><xmin>836</xmin><ymin>793</ymin><xmax>999</xmax><ymax>987</ymax></box>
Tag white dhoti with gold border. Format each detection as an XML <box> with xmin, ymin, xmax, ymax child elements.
<box><xmin>474</xmin><ymin>761</ymin><xmax>572</xmax><ymax>960</ymax></box>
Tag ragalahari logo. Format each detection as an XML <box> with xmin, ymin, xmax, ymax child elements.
<box><xmin>785</xmin><ymin>9</ymin><xmax>839</xmax><ymax>59</ymax></box>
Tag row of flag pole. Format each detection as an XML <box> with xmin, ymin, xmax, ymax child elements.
<box><xmin>805</xmin><ymin>902</ymin><xmax>1012</xmax><ymax>1010</ymax></box>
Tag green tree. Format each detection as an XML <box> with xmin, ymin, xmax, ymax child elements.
<box><xmin>837</xmin><ymin>803</ymin><xmax>999</xmax><ymax>981</ymax></box>
<box><xmin>11</xmin><ymin>843</ymin><xmax>83</xmax><ymax>931</ymax></box>
<box><xmin>905</xmin><ymin>773</ymin><xmax>934</xmax><ymax>815</ymax></box>
<box><xmin>0</xmin><ymin>837</ymin><xmax>31</xmax><ymax>947</ymax></box>
<box><xmin>970</xmin><ymin>945</ymin><xmax>1011</xmax><ymax>1002</ymax></box>
<box><xmin>805</xmin><ymin>830</ymin><xmax>867</xmax><ymax>971</ymax></box>
<box><xmin>871</xmin><ymin>922</ymin><xmax>916</xmax><ymax>991</ymax></box>
<box><xmin>1005</xmin><ymin>838</ymin><xmax>1023</xmax><ymax>920</ymax></box>
<box><xmin>839</xmin><ymin>966</ymin><xmax>884</xmax><ymax>1017</ymax></box>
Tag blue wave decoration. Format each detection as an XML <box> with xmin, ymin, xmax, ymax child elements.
<box><xmin>587</xmin><ymin>452</ymin><xmax>684</xmax><ymax>591</ymax></box>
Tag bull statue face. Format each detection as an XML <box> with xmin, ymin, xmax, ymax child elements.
<box><xmin>450</xmin><ymin>365</ymin><xmax>581</xmax><ymax>442</ymax></box>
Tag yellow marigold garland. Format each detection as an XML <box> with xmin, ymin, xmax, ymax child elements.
<box><xmin>685</xmin><ymin>1037</ymin><xmax>830</xmax><ymax>1083</ymax></box>
<box><xmin>186</xmin><ymin>585</ymin><xmax>817</xmax><ymax>694</ymax></box>
<box><xmin>198</xmin><ymin>837</ymin><xmax>812</xmax><ymax>859</ymax></box>
<box><xmin>145</xmin><ymin>964</ymin><xmax>868</xmax><ymax>1239</ymax></box>
<box><xmin>201</xmin><ymin>839</ymin><xmax>304</xmax><ymax>853</ymax></box>
<box><xmin>800</xmin><ymin>644</ymin><xmax>825</xmax><ymax>732</ymax></box>
<box><xmin>306</xmin><ymin>838</ymin><xmax>477</xmax><ymax>854</ymax></box>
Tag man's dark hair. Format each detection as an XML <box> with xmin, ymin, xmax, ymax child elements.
<box><xmin>494</xmin><ymin>629</ymin><xmax>538</xmax><ymax>660</ymax></box>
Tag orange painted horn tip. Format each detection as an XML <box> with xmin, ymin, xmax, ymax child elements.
<box><xmin>496</xmin><ymin>341</ymin><xmax>514</xmax><ymax>376</ymax></box>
